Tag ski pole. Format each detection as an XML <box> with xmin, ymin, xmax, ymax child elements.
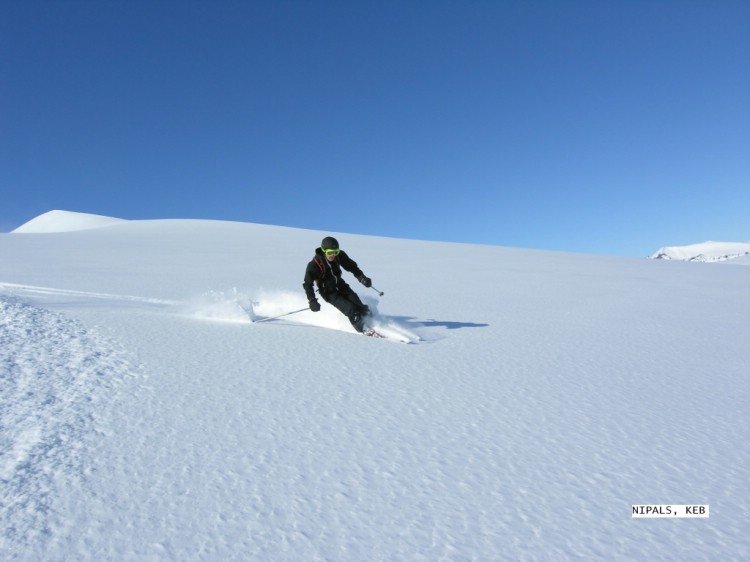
<box><xmin>370</xmin><ymin>286</ymin><xmax>384</xmax><ymax>297</ymax></box>
<box><xmin>253</xmin><ymin>307</ymin><xmax>309</xmax><ymax>323</ymax></box>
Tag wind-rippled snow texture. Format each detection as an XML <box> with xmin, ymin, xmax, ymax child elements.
<box><xmin>0</xmin><ymin>298</ymin><xmax>134</xmax><ymax>557</ymax></box>
<box><xmin>1</xmin><ymin>215</ymin><xmax>749</xmax><ymax>560</ymax></box>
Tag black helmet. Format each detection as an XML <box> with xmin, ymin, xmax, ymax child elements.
<box><xmin>321</xmin><ymin>236</ymin><xmax>339</xmax><ymax>251</ymax></box>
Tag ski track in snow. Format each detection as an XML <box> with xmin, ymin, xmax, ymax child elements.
<box><xmin>0</xmin><ymin>283</ymin><xmax>423</xmax><ymax>343</ymax></box>
<box><xmin>0</xmin><ymin>297</ymin><xmax>137</xmax><ymax>558</ymax></box>
<box><xmin>0</xmin><ymin>282</ymin><xmax>180</xmax><ymax>308</ymax></box>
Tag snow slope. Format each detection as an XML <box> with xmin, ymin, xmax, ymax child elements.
<box><xmin>649</xmin><ymin>240</ymin><xmax>750</xmax><ymax>263</ymax></box>
<box><xmin>721</xmin><ymin>253</ymin><xmax>750</xmax><ymax>266</ymax></box>
<box><xmin>1</xmin><ymin>213</ymin><xmax>749</xmax><ymax>560</ymax></box>
<box><xmin>12</xmin><ymin>210</ymin><xmax>126</xmax><ymax>233</ymax></box>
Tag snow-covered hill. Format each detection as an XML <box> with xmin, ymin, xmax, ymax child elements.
<box><xmin>2</xmin><ymin>212</ymin><xmax>749</xmax><ymax>560</ymax></box>
<box><xmin>649</xmin><ymin>240</ymin><xmax>750</xmax><ymax>263</ymax></box>
<box><xmin>12</xmin><ymin>210</ymin><xmax>126</xmax><ymax>233</ymax></box>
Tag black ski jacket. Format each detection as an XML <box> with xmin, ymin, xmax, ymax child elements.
<box><xmin>303</xmin><ymin>248</ymin><xmax>365</xmax><ymax>301</ymax></box>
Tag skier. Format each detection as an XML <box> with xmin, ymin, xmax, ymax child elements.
<box><xmin>303</xmin><ymin>236</ymin><xmax>373</xmax><ymax>332</ymax></box>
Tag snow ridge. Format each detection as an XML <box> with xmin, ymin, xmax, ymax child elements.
<box><xmin>11</xmin><ymin>210</ymin><xmax>125</xmax><ymax>234</ymax></box>
<box><xmin>0</xmin><ymin>297</ymin><xmax>136</xmax><ymax>556</ymax></box>
<box><xmin>649</xmin><ymin>241</ymin><xmax>750</xmax><ymax>263</ymax></box>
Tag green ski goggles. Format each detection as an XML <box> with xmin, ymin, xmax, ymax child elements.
<box><xmin>322</xmin><ymin>248</ymin><xmax>340</xmax><ymax>256</ymax></box>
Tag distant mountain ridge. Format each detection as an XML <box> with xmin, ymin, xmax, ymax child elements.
<box><xmin>649</xmin><ymin>241</ymin><xmax>750</xmax><ymax>263</ymax></box>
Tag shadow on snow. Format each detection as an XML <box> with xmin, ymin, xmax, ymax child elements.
<box><xmin>389</xmin><ymin>316</ymin><xmax>490</xmax><ymax>331</ymax></box>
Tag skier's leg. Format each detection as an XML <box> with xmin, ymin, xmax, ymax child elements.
<box><xmin>329</xmin><ymin>292</ymin><xmax>365</xmax><ymax>332</ymax></box>
<box><xmin>339</xmin><ymin>286</ymin><xmax>369</xmax><ymax>316</ymax></box>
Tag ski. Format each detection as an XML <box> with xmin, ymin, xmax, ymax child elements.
<box><xmin>364</xmin><ymin>327</ymin><xmax>386</xmax><ymax>339</ymax></box>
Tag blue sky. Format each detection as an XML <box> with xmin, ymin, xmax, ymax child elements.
<box><xmin>2</xmin><ymin>0</ymin><xmax>748</xmax><ymax>256</ymax></box>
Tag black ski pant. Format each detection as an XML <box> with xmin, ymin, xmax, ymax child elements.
<box><xmin>322</xmin><ymin>286</ymin><xmax>366</xmax><ymax>332</ymax></box>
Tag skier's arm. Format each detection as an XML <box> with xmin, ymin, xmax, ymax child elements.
<box><xmin>338</xmin><ymin>251</ymin><xmax>365</xmax><ymax>279</ymax></box>
<box><xmin>302</xmin><ymin>262</ymin><xmax>318</xmax><ymax>302</ymax></box>
<box><xmin>339</xmin><ymin>251</ymin><xmax>371</xmax><ymax>287</ymax></box>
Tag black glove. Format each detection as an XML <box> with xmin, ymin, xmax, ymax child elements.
<box><xmin>309</xmin><ymin>299</ymin><xmax>321</xmax><ymax>312</ymax></box>
<box><xmin>359</xmin><ymin>275</ymin><xmax>372</xmax><ymax>288</ymax></box>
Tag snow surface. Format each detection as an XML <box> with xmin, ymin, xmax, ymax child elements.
<box><xmin>720</xmin><ymin>253</ymin><xmax>750</xmax><ymax>266</ymax></box>
<box><xmin>649</xmin><ymin>241</ymin><xmax>750</xmax><ymax>263</ymax></box>
<box><xmin>1</xmin><ymin>212</ymin><xmax>749</xmax><ymax>560</ymax></box>
<box><xmin>11</xmin><ymin>210</ymin><xmax>126</xmax><ymax>233</ymax></box>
